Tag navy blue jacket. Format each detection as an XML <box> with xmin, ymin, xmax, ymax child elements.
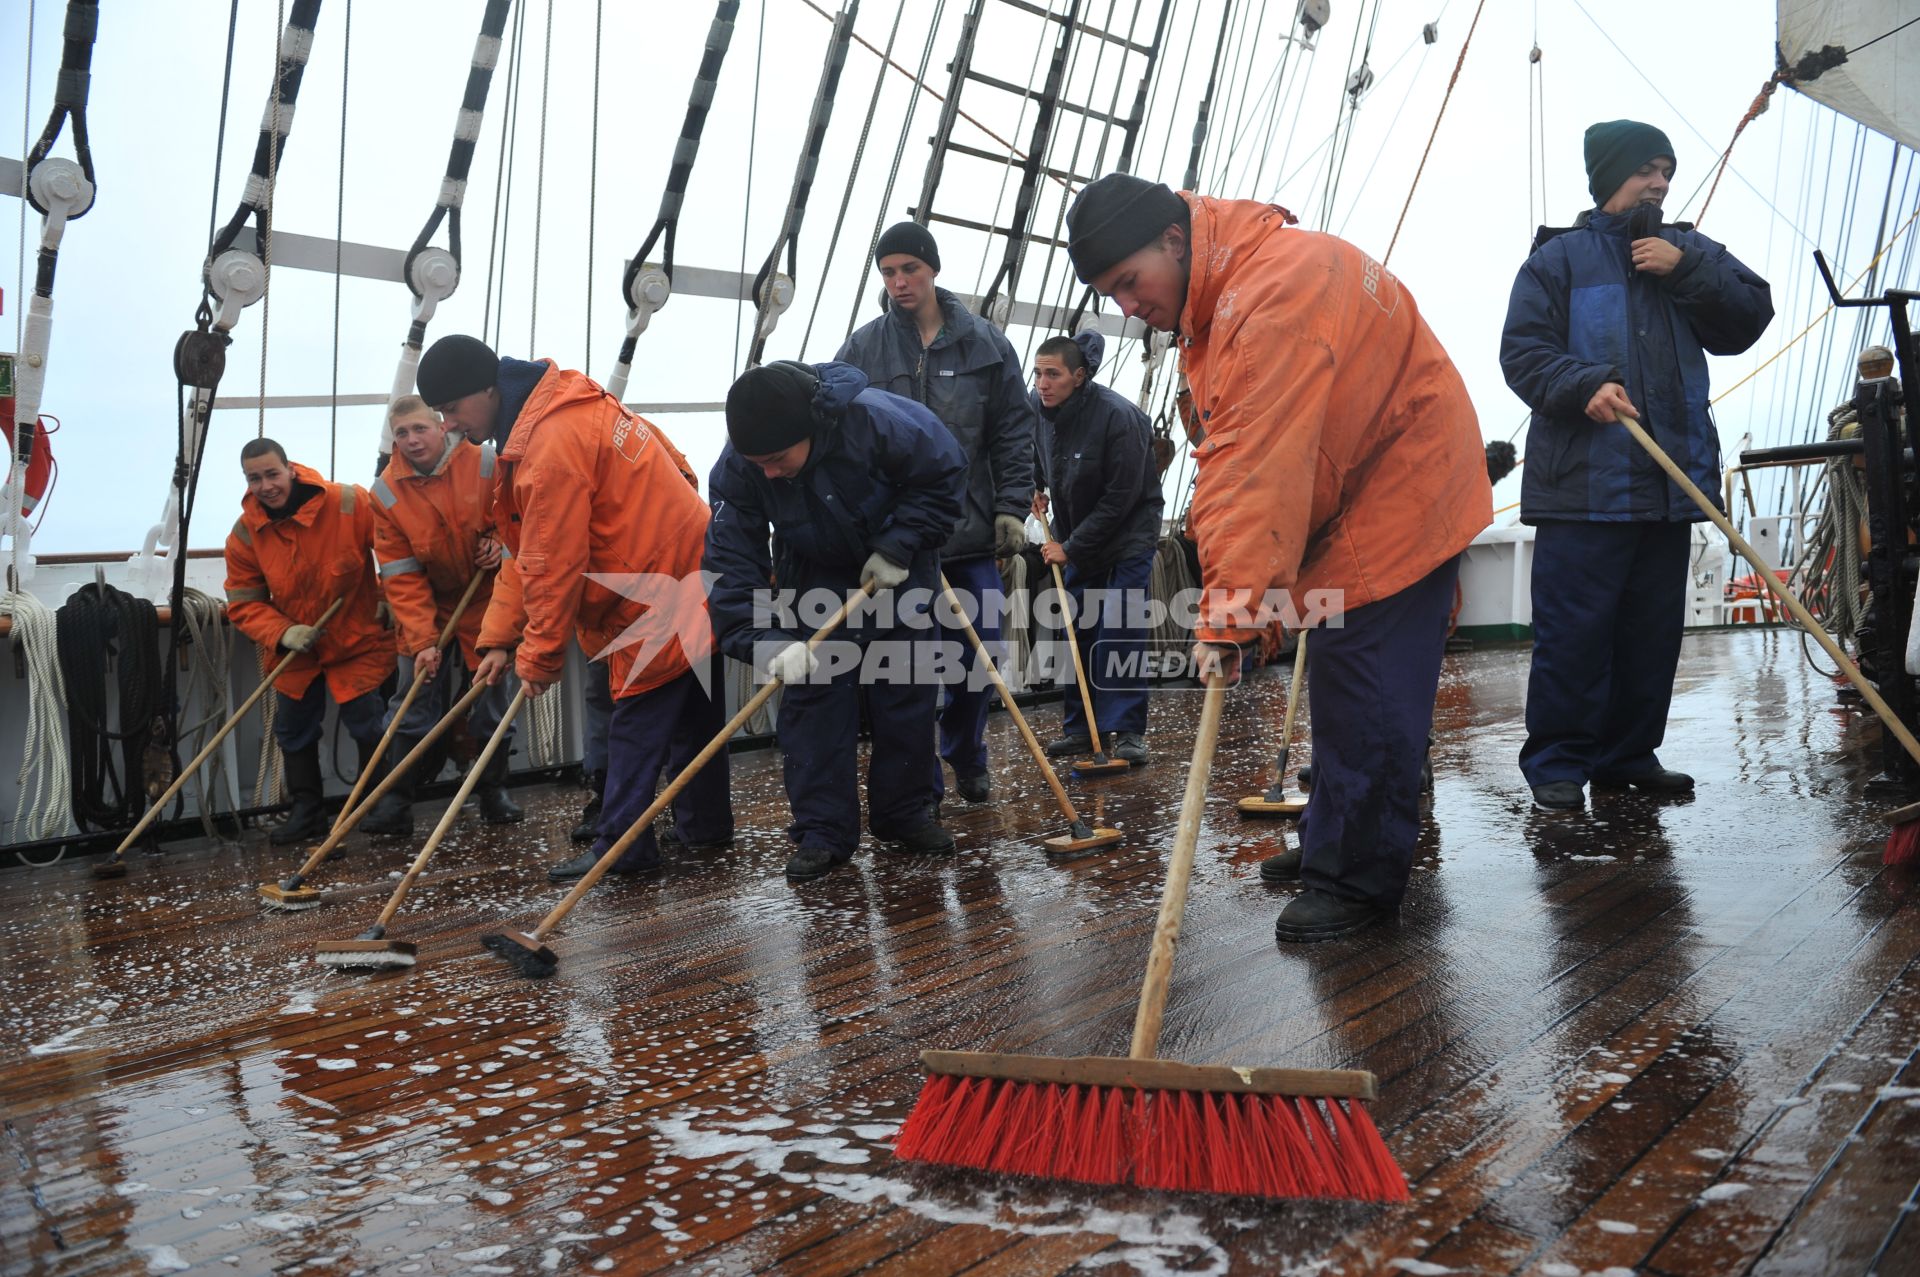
<box><xmin>1033</xmin><ymin>331</ymin><xmax>1163</xmax><ymax>574</ymax></box>
<box><xmin>704</xmin><ymin>362</ymin><xmax>967</xmax><ymax>661</ymax></box>
<box><xmin>1501</xmin><ymin>208</ymin><xmax>1772</xmax><ymax>522</ymax></box>
<box><xmin>836</xmin><ymin>288</ymin><xmax>1035</xmax><ymax>560</ymax></box>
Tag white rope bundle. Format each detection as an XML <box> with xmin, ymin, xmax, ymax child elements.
<box><xmin>252</xmin><ymin>661</ymin><xmax>283</xmax><ymax>808</ymax></box>
<box><xmin>2</xmin><ymin>587</ymin><xmax>73</xmax><ymax>847</ymax></box>
<box><xmin>726</xmin><ymin>656</ymin><xmax>777</xmax><ymax>736</ymax></box>
<box><xmin>1001</xmin><ymin>554</ymin><xmax>1034</xmax><ymax>694</ymax></box>
<box><xmin>173</xmin><ymin>588</ymin><xmax>236</xmax><ymax>839</ymax></box>
<box><xmin>525</xmin><ymin>683</ymin><xmax>563</xmax><ymax>767</ymax></box>
<box><xmin>1149</xmin><ymin>535</ymin><xmax>1198</xmax><ymax>652</ymax></box>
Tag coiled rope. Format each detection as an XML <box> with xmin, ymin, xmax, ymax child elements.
<box><xmin>2</xmin><ymin>587</ymin><xmax>72</xmax><ymax>854</ymax></box>
<box><xmin>55</xmin><ymin>582</ymin><xmax>163</xmax><ymax>833</ymax></box>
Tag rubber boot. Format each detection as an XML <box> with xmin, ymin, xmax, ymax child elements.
<box><xmin>475</xmin><ymin>744</ymin><xmax>524</xmax><ymax>825</ymax></box>
<box><xmin>270</xmin><ymin>745</ymin><xmax>329</xmax><ymax>845</ymax></box>
<box><xmin>571</xmin><ymin>770</ymin><xmax>605</xmax><ymax>844</ymax></box>
<box><xmin>358</xmin><ymin>734</ymin><xmax>423</xmax><ymax>837</ymax></box>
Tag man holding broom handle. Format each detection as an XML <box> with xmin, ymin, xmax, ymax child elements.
<box><xmin>358</xmin><ymin>395</ymin><xmax>520</xmax><ymax>837</ymax></box>
<box><xmin>1502</xmin><ymin>120</ymin><xmax>1772</xmax><ymax>814</ymax></box>
<box><xmin>224</xmin><ymin>439</ymin><xmax>393</xmax><ymax>845</ymax></box>
<box><xmin>419</xmin><ymin>334</ymin><xmax>734</xmax><ymax>882</ymax></box>
<box><xmin>1066</xmin><ymin>174</ymin><xmax>1491</xmax><ymax>941</ymax></box>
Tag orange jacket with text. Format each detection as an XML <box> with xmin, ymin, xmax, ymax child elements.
<box><xmin>476</xmin><ymin>362</ymin><xmax>712</xmax><ymax>698</ymax></box>
<box><xmin>224</xmin><ymin>461</ymin><xmax>391</xmax><ymax>701</ymax></box>
<box><xmin>1176</xmin><ymin>194</ymin><xmax>1492</xmax><ymax>643</ymax></box>
<box><xmin>370</xmin><ymin>434</ymin><xmax>499</xmax><ymax>669</ymax></box>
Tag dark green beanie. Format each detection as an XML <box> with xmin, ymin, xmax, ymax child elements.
<box><xmin>1584</xmin><ymin>119</ymin><xmax>1676</xmax><ymax>207</ymax></box>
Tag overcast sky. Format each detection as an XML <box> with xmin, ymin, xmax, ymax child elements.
<box><xmin>3</xmin><ymin>0</ymin><xmax>1913</xmax><ymax>556</ymax></box>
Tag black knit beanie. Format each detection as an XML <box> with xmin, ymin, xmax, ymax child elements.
<box><xmin>1584</xmin><ymin>119</ymin><xmax>1676</xmax><ymax>207</ymax></box>
<box><xmin>726</xmin><ymin>361</ymin><xmax>822</xmax><ymax>456</ymax></box>
<box><xmin>1066</xmin><ymin>173</ymin><xmax>1188</xmax><ymax>283</ymax></box>
<box><xmin>874</xmin><ymin>221</ymin><xmax>941</xmax><ymax>272</ymax></box>
<box><xmin>416</xmin><ymin>334</ymin><xmax>500</xmax><ymax>406</ymax></box>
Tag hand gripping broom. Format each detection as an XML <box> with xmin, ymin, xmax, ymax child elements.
<box><xmin>315</xmin><ymin>686</ymin><xmax>529</xmax><ymax>968</ymax></box>
<box><xmin>938</xmin><ymin>573</ymin><xmax>1121</xmax><ymax>856</ymax></box>
<box><xmin>1611</xmin><ymin>411</ymin><xmax>1920</xmax><ymax>865</ymax></box>
<box><xmin>258</xmin><ymin>675</ymin><xmax>493</xmax><ymax>910</ymax></box>
<box><xmin>327</xmin><ymin>571</ymin><xmax>488</xmax><ymax>837</ymax></box>
<box><xmin>894</xmin><ymin>670</ymin><xmax>1407</xmax><ymax>1200</ymax></box>
<box><xmin>480</xmin><ymin>581</ymin><xmax>877</xmax><ymax>978</ymax></box>
<box><xmin>1238</xmin><ymin>632</ymin><xmax>1308</xmax><ymax>817</ymax></box>
<box><xmin>1049</xmin><ymin>561</ymin><xmax>1129</xmax><ymax>777</ymax></box>
<box><xmin>94</xmin><ymin>598</ymin><xmax>347</xmax><ymax>880</ymax></box>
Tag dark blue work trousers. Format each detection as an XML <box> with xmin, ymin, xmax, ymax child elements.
<box><xmin>931</xmin><ymin>553</ymin><xmax>1002</xmax><ymax>794</ymax></box>
<box><xmin>1520</xmin><ymin>520</ymin><xmax>1692</xmax><ymax>786</ymax></box>
<box><xmin>1062</xmin><ymin>546</ymin><xmax>1155</xmax><ymax>739</ymax></box>
<box><xmin>592</xmin><ymin>660</ymin><xmax>734</xmax><ymax>862</ymax></box>
<box><xmin>777</xmin><ymin>560</ymin><xmax>940</xmax><ymax>855</ymax></box>
<box><xmin>1299</xmin><ymin>556</ymin><xmax>1459</xmax><ymax>910</ymax></box>
<box><xmin>274</xmin><ymin>680</ymin><xmax>384</xmax><ymax>754</ymax></box>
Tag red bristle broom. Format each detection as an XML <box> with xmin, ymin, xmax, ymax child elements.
<box><xmin>895</xmin><ymin>670</ymin><xmax>1409</xmax><ymax>1202</ymax></box>
<box><xmin>1603</xmin><ymin>412</ymin><xmax>1920</xmax><ymax>864</ymax></box>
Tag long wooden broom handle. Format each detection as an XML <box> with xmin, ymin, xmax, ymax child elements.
<box><xmin>109</xmin><ymin>597</ymin><xmax>348</xmax><ymax>861</ymax></box>
<box><xmin>1049</xmin><ymin>560</ymin><xmax>1108</xmax><ymax>753</ymax></box>
<box><xmin>281</xmin><ymin>675</ymin><xmax>493</xmax><ymax>884</ymax></box>
<box><xmin>1130</xmin><ymin>669</ymin><xmax>1229</xmax><ymax>1060</ymax></box>
<box><xmin>331</xmin><ymin>571</ymin><xmax>490</xmax><ymax>835</ymax></box>
<box><xmin>367</xmin><ymin>686</ymin><xmax>529</xmax><ymax>932</ymax></box>
<box><xmin>529</xmin><ymin>581</ymin><xmax>878</xmax><ymax>943</ymax></box>
<box><xmin>1276</xmin><ymin>631</ymin><xmax>1308</xmax><ymax>774</ymax></box>
<box><xmin>939</xmin><ymin>573</ymin><xmax>1082</xmax><ymax>827</ymax></box>
<box><xmin>1616</xmin><ymin>410</ymin><xmax>1920</xmax><ymax>775</ymax></box>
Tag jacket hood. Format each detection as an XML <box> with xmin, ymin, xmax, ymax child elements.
<box><xmin>1072</xmin><ymin>328</ymin><xmax>1105</xmax><ymax>376</ymax></box>
<box><xmin>387</xmin><ymin>432</ymin><xmax>462</xmax><ymax>480</ymax></box>
<box><xmin>500</xmin><ymin>362</ymin><xmax>606</xmax><ymax>461</ymax></box>
<box><xmin>810</xmin><ymin>360</ymin><xmax>871</xmax><ymax>419</ymax></box>
<box><xmin>242</xmin><ymin>460</ymin><xmax>332</xmax><ymax>529</ymax></box>
<box><xmin>1178</xmin><ymin>193</ymin><xmax>1300</xmax><ymax>341</ymax></box>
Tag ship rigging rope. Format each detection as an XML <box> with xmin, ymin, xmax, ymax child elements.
<box><xmin>2</xmin><ymin>588</ymin><xmax>72</xmax><ymax>855</ymax></box>
<box><xmin>329</xmin><ymin>0</ymin><xmax>350</xmax><ymax>478</ymax></box>
<box><xmin>799</xmin><ymin>0</ymin><xmax>909</xmax><ymax>357</ymax></box>
<box><xmin>170</xmin><ymin>586</ymin><xmax>237</xmax><ymax>844</ymax></box>
<box><xmin>56</xmin><ymin>583</ymin><xmax>164</xmax><ymax>835</ymax></box>
<box><xmin>254</xmin><ymin>0</ymin><xmax>291</xmax><ymax>442</ymax></box>
<box><xmin>482</xmin><ymin>0</ymin><xmax>528</xmax><ymax>342</ymax></box>
<box><xmin>842</xmin><ymin>0</ymin><xmax>945</xmax><ymax>340</ymax></box>
<box><xmin>1383</xmin><ymin>0</ymin><xmax>1484</xmax><ymax>266</ymax></box>
<box><xmin>527</xmin><ymin>0</ymin><xmax>554</xmax><ymax>354</ymax></box>
<box><xmin>1319</xmin><ymin>0</ymin><xmax>1384</xmax><ymax>232</ymax></box>
<box><xmin>585</xmin><ymin>0</ymin><xmax>602</xmax><ymax>375</ymax></box>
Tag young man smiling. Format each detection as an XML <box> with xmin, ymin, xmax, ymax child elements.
<box><xmin>1065</xmin><ymin>173</ymin><xmax>1491</xmax><ymax>942</ymax></box>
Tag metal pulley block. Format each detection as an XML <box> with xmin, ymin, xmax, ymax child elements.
<box><xmin>203</xmin><ymin>249</ymin><xmax>268</xmax><ymax>332</ymax></box>
<box><xmin>27</xmin><ymin>157</ymin><xmax>95</xmax><ymax>225</ymax></box>
<box><xmin>173</xmin><ymin>327</ymin><xmax>231</xmax><ymax>392</ymax></box>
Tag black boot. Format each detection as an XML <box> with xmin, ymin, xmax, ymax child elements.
<box><xmin>358</xmin><ymin>734</ymin><xmax>422</xmax><ymax>837</ymax></box>
<box><xmin>475</xmin><ymin>744</ymin><xmax>524</xmax><ymax>825</ymax></box>
<box><xmin>571</xmin><ymin>771</ymin><xmax>605</xmax><ymax>844</ymax></box>
<box><xmin>270</xmin><ymin>745</ymin><xmax>330</xmax><ymax>845</ymax></box>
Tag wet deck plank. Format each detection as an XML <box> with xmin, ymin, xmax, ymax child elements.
<box><xmin>2</xmin><ymin>628</ymin><xmax>1918</xmax><ymax>1275</ymax></box>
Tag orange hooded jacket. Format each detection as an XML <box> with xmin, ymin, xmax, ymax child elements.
<box><xmin>477</xmin><ymin>363</ymin><xmax>712</xmax><ymax>699</ymax></box>
<box><xmin>1177</xmin><ymin>195</ymin><xmax>1492</xmax><ymax>643</ymax></box>
<box><xmin>370</xmin><ymin>433</ymin><xmax>498</xmax><ymax>668</ymax></box>
<box><xmin>223</xmin><ymin>461</ymin><xmax>391</xmax><ymax>702</ymax></box>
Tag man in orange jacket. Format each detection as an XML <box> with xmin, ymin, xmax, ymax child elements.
<box><xmin>358</xmin><ymin>396</ymin><xmax>521</xmax><ymax>837</ymax></box>
<box><xmin>224</xmin><ymin>438</ymin><xmax>393</xmax><ymax>844</ymax></box>
<box><xmin>1068</xmin><ymin>174</ymin><xmax>1492</xmax><ymax>942</ymax></box>
<box><xmin>418</xmin><ymin>334</ymin><xmax>732</xmax><ymax>880</ymax></box>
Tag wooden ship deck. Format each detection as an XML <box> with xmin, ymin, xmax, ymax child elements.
<box><xmin>3</xmin><ymin>628</ymin><xmax>1918</xmax><ymax>1276</ymax></box>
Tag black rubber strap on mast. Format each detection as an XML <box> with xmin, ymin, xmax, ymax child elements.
<box><xmin>404</xmin><ymin>0</ymin><xmax>515</xmax><ymax>297</ymax></box>
<box><xmin>24</xmin><ymin>0</ymin><xmax>99</xmax><ymax>213</ymax></box>
<box><xmin>746</xmin><ymin>0</ymin><xmax>860</xmax><ymax>368</ymax></box>
<box><xmin>209</xmin><ymin>0</ymin><xmax>324</xmax><ymax>260</ymax></box>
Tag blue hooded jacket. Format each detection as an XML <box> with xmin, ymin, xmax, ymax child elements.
<box><xmin>704</xmin><ymin>361</ymin><xmax>967</xmax><ymax>662</ymax></box>
<box><xmin>1500</xmin><ymin>208</ymin><xmax>1772</xmax><ymax>522</ymax></box>
<box><xmin>835</xmin><ymin>287</ymin><xmax>1036</xmax><ymax>560</ymax></box>
<box><xmin>1032</xmin><ymin>330</ymin><xmax>1164</xmax><ymax>574</ymax></box>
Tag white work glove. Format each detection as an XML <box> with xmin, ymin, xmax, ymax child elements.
<box><xmin>993</xmin><ymin>514</ymin><xmax>1028</xmax><ymax>558</ymax></box>
<box><xmin>281</xmin><ymin>624</ymin><xmax>320</xmax><ymax>653</ymax></box>
<box><xmin>766</xmin><ymin>641</ymin><xmax>818</xmax><ymax>685</ymax></box>
<box><xmin>860</xmin><ymin>551</ymin><xmax>910</xmax><ymax>591</ymax></box>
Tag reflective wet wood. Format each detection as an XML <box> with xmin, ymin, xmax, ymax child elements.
<box><xmin>3</xmin><ymin>629</ymin><xmax>1917</xmax><ymax>1275</ymax></box>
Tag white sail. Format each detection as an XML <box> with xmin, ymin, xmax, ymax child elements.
<box><xmin>1778</xmin><ymin>0</ymin><xmax>1920</xmax><ymax>150</ymax></box>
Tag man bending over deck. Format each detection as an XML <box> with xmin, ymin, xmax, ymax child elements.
<box><xmin>224</xmin><ymin>439</ymin><xmax>392</xmax><ymax>845</ymax></box>
<box><xmin>1067</xmin><ymin>173</ymin><xmax>1492</xmax><ymax>942</ymax></box>
<box><xmin>359</xmin><ymin>395</ymin><xmax>521</xmax><ymax>837</ymax></box>
<box><xmin>417</xmin><ymin>334</ymin><xmax>733</xmax><ymax>881</ymax></box>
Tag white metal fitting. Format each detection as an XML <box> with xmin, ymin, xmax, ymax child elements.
<box><xmin>206</xmin><ymin>249</ymin><xmax>269</xmax><ymax>331</ymax></box>
<box><xmin>624</xmin><ymin>265</ymin><xmax>673</xmax><ymax>344</ymax></box>
<box><xmin>754</xmin><ymin>274</ymin><xmax>795</xmax><ymax>342</ymax></box>
<box><xmin>28</xmin><ymin>156</ymin><xmax>95</xmax><ymax>226</ymax></box>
